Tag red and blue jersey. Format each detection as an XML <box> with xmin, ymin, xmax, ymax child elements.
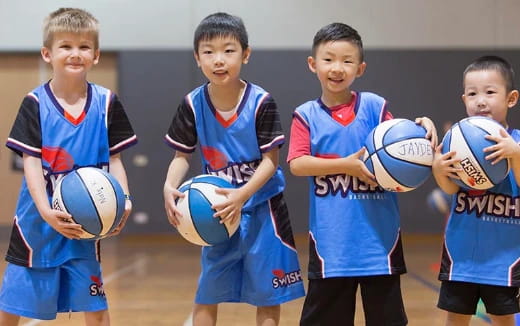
<box><xmin>289</xmin><ymin>92</ymin><xmax>406</xmax><ymax>279</ymax></box>
<box><xmin>5</xmin><ymin>82</ymin><xmax>137</xmax><ymax>268</ymax></box>
<box><xmin>165</xmin><ymin>82</ymin><xmax>285</xmax><ymax>209</ymax></box>
<box><xmin>440</xmin><ymin>128</ymin><xmax>520</xmax><ymax>287</ymax></box>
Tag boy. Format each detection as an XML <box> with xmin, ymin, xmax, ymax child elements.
<box><xmin>163</xmin><ymin>12</ymin><xmax>305</xmax><ymax>326</ymax></box>
<box><xmin>0</xmin><ymin>8</ymin><xmax>137</xmax><ymax>325</ymax></box>
<box><xmin>287</xmin><ymin>23</ymin><xmax>437</xmax><ymax>326</ymax></box>
<box><xmin>432</xmin><ymin>55</ymin><xmax>520</xmax><ymax>326</ymax></box>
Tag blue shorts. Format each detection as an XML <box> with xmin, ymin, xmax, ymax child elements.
<box><xmin>196</xmin><ymin>193</ymin><xmax>305</xmax><ymax>306</ymax></box>
<box><xmin>0</xmin><ymin>259</ymin><xmax>108</xmax><ymax>320</ymax></box>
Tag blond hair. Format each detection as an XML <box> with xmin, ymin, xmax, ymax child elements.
<box><xmin>43</xmin><ymin>8</ymin><xmax>99</xmax><ymax>49</ymax></box>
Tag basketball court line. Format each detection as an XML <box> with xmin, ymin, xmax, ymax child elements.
<box><xmin>21</xmin><ymin>257</ymin><xmax>149</xmax><ymax>326</ymax></box>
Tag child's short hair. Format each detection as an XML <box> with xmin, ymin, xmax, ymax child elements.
<box><xmin>193</xmin><ymin>12</ymin><xmax>248</xmax><ymax>53</ymax></box>
<box><xmin>463</xmin><ymin>55</ymin><xmax>516</xmax><ymax>92</ymax></box>
<box><xmin>43</xmin><ymin>8</ymin><xmax>99</xmax><ymax>49</ymax></box>
<box><xmin>311</xmin><ymin>23</ymin><xmax>364</xmax><ymax>62</ymax></box>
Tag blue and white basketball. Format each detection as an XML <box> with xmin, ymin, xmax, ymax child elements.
<box><xmin>441</xmin><ymin>116</ymin><xmax>510</xmax><ymax>190</ymax></box>
<box><xmin>52</xmin><ymin>167</ymin><xmax>126</xmax><ymax>240</ymax></box>
<box><xmin>364</xmin><ymin>118</ymin><xmax>433</xmax><ymax>192</ymax></box>
<box><xmin>175</xmin><ymin>174</ymin><xmax>240</xmax><ymax>246</ymax></box>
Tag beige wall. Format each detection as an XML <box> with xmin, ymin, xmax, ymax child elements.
<box><xmin>0</xmin><ymin>53</ymin><xmax>117</xmax><ymax>226</ymax></box>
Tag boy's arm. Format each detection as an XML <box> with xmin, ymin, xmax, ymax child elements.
<box><xmin>432</xmin><ymin>145</ymin><xmax>461</xmax><ymax>194</ymax></box>
<box><xmin>484</xmin><ymin>129</ymin><xmax>520</xmax><ymax>186</ymax></box>
<box><xmin>213</xmin><ymin>148</ymin><xmax>279</xmax><ymax>223</ymax></box>
<box><xmin>23</xmin><ymin>154</ymin><xmax>83</xmax><ymax>239</ymax></box>
<box><xmin>163</xmin><ymin>151</ymin><xmax>191</xmax><ymax>226</ymax></box>
<box><xmin>108</xmin><ymin>153</ymin><xmax>131</xmax><ymax>235</ymax></box>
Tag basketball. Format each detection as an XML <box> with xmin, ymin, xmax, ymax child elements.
<box><xmin>441</xmin><ymin>116</ymin><xmax>510</xmax><ymax>190</ymax></box>
<box><xmin>52</xmin><ymin>167</ymin><xmax>126</xmax><ymax>240</ymax></box>
<box><xmin>175</xmin><ymin>174</ymin><xmax>240</xmax><ymax>246</ymax></box>
<box><xmin>363</xmin><ymin>118</ymin><xmax>433</xmax><ymax>192</ymax></box>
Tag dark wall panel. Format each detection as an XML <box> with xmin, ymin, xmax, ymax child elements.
<box><xmin>119</xmin><ymin>49</ymin><xmax>520</xmax><ymax>235</ymax></box>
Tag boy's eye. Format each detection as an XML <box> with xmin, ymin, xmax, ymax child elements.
<box><xmin>467</xmin><ymin>92</ymin><xmax>476</xmax><ymax>96</ymax></box>
<box><xmin>486</xmin><ymin>90</ymin><xmax>496</xmax><ymax>95</ymax></box>
<box><xmin>225</xmin><ymin>49</ymin><xmax>235</xmax><ymax>53</ymax></box>
<box><xmin>202</xmin><ymin>50</ymin><xmax>212</xmax><ymax>54</ymax></box>
<box><xmin>323</xmin><ymin>58</ymin><xmax>332</xmax><ymax>62</ymax></box>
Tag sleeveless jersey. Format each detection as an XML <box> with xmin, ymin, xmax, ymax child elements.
<box><xmin>294</xmin><ymin>92</ymin><xmax>406</xmax><ymax>279</ymax></box>
<box><xmin>5</xmin><ymin>82</ymin><xmax>137</xmax><ymax>268</ymax></box>
<box><xmin>440</xmin><ymin>128</ymin><xmax>520</xmax><ymax>287</ymax></box>
<box><xmin>165</xmin><ymin>82</ymin><xmax>285</xmax><ymax>209</ymax></box>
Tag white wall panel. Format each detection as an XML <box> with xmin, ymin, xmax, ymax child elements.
<box><xmin>0</xmin><ymin>0</ymin><xmax>519</xmax><ymax>50</ymax></box>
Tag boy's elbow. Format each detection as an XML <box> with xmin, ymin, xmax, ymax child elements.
<box><xmin>289</xmin><ymin>159</ymin><xmax>306</xmax><ymax>176</ymax></box>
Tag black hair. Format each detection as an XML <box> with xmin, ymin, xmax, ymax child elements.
<box><xmin>463</xmin><ymin>55</ymin><xmax>516</xmax><ymax>92</ymax></box>
<box><xmin>311</xmin><ymin>22</ymin><xmax>363</xmax><ymax>62</ymax></box>
<box><xmin>193</xmin><ymin>12</ymin><xmax>248</xmax><ymax>53</ymax></box>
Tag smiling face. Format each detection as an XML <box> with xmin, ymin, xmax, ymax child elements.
<box><xmin>308</xmin><ymin>40</ymin><xmax>366</xmax><ymax>103</ymax></box>
<box><xmin>41</xmin><ymin>31</ymin><xmax>99</xmax><ymax>79</ymax></box>
<box><xmin>462</xmin><ymin>69</ymin><xmax>519</xmax><ymax>127</ymax></box>
<box><xmin>194</xmin><ymin>35</ymin><xmax>250</xmax><ymax>87</ymax></box>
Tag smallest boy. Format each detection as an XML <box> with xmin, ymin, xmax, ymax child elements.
<box><xmin>0</xmin><ymin>8</ymin><xmax>137</xmax><ymax>325</ymax></box>
<box><xmin>288</xmin><ymin>23</ymin><xmax>436</xmax><ymax>326</ymax></box>
<box><xmin>433</xmin><ymin>55</ymin><xmax>520</xmax><ymax>326</ymax></box>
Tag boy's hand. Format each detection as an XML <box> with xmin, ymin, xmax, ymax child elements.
<box><xmin>415</xmin><ymin>117</ymin><xmax>438</xmax><ymax>148</ymax></box>
<box><xmin>108</xmin><ymin>199</ymin><xmax>132</xmax><ymax>237</ymax></box>
<box><xmin>41</xmin><ymin>208</ymin><xmax>84</xmax><ymax>239</ymax></box>
<box><xmin>212</xmin><ymin>187</ymin><xmax>245</xmax><ymax>225</ymax></box>
<box><xmin>432</xmin><ymin>144</ymin><xmax>462</xmax><ymax>179</ymax></box>
<box><xmin>164</xmin><ymin>185</ymin><xmax>185</xmax><ymax>227</ymax></box>
<box><xmin>345</xmin><ymin>148</ymin><xmax>378</xmax><ymax>187</ymax></box>
<box><xmin>484</xmin><ymin>128</ymin><xmax>520</xmax><ymax>165</ymax></box>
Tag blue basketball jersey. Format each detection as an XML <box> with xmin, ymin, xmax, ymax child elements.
<box><xmin>165</xmin><ymin>82</ymin><xmax>285</xmax><ymax>209</ymax></box>
<box><xmin>294</xmin><ymin>92</ymin><xmax>406</xmax><ymax>279</ymax></box>
<box><xmin>5</xmin><ymin>82</ymin><xmax>137</xmax><ymax>268</ymax></box>
<box><xmin>440</xmin><ymin>128</ymin><xmax>520</xmax><ymax>287</ymax></box>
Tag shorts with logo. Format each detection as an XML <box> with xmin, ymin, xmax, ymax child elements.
<box><xmin>196</xmin><ymin>193</ymin><xmax>305</xmax><ymax>306</ymax></box>
<box><xmin>438</xmin><ymin>280</ymin><xmax>520</xmax><ymax>315</ymax></box>
<box><xmin>0</xmin><ymin>259</ymin><xmax>107</xmax><ymax>320</ymax></box>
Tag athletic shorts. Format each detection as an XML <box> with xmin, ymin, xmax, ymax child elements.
<box><xmin>438</xmin><ymin>280</ymin><xmax>520</xmax><ymax>315</ymax></box>
<box><xmin>0</xmin><ymin>259</ymin><xmax>107</xmax><ymax>320</ymax></box>
<box><xmin>196</xmin><ymin>193</ymin><xmax>305</xmax><ymax>306</ymax></box>
<box><xmin>300</xmin><ymin>275</ymin><xmax>408</xmax><ymax>326</ymax></box>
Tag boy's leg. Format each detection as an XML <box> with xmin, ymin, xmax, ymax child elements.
<box><xmin>488</xmin><ymin>314</ymin><xmax>515</xmax><ymax>326</ymax></box>
<box><xmin>0</xmin><ymin>310</ymin><xmax>20</xmax><ymax>326</ymax></box>
<box><xmin>300</xmin><ymin>277</ymin><xmax>357</xmax><ymax>326</ymax></box>
<box><xmin>256</xmin><ymin>305</ymin><xmax>280</xmax><ymax>326</ymax></box>
<box><xmin>193</xmin><ymin>303</ymin><xmax>218</xmax><ymax>326</ymax></box>
<box><xmin>84</xmin><ymin>310</ymin><xmax>110</xmax><ymax>326</ymax></box>
<box><xmin>359</xmin><ymin>274</ymin><xmax>407</xmax><ymax>326</ymax></box>
<box><xmin>445</xmin><ymin>312</ymin><xmax>471</xmax><ymax>326</ymax></box>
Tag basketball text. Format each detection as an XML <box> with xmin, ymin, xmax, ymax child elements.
<box><xmin>460</xmin><ymin>158</ymin><xmax>488</xmax><ymax>185</ymax></box>
<box><xmin>396</xmin><ymin>140</ymin><xmax>432</xmax><ymax>157</ymax></box>
<box><xmin>455</xmin><ymin>192</ymin><xmax>520</xmax><ymax>219</ymax></box>
<box><xmin>314</xmin><ymin>174</ymin><xmax>382</xmax><ymax>197</ymax></box>
<box><xmin>272</xmin><ymin>270</ymin><xmax>303</xmax><ymax>289</ymax></box>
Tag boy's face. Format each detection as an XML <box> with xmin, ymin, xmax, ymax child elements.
<box><xmin>462</xmin><ymin>69</ymin><xmax>519</xmax><ymax>127</ymax></box>
<box><xmin>41</xmin><ymin>32</ymin><xmax>100</xmax><ymax>79</ymax></box>
<box><xmin>308</xmin><ymin>40</ymin><xmax>366</xmax><ymax>99</ymax></box>
<box><xmin>194</xmin><ymin>36</ymin><xmax>250</xmax><ymax>87</ymax></box>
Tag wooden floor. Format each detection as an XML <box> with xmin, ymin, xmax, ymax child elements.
<box><xmin>0</xmin><ymin>233</ymin><xmax>492</xmax><ymax>325</ymax></box>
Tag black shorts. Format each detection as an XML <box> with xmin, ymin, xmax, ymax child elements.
<box><xmin>300</xmin><ymin>275</ymin><xmax>407</xmax><ymax>326</ymax></box>
<box><xmin>438</xmin><ymin>280</ymin><xmax>520</xmax><ymax>315</ymax></box>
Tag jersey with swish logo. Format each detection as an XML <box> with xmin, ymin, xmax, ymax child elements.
<box><xmin>293</xmin><ymin>92</ymin><xmax>406</xmax><ymax>279</ymax></box>
<box><xmin>165</xmin><ymin>82</ymin><xmax>285</xmax><ymax>210</ymax></box>
<box><xmin>5</xmin><ymin>82</ymin><xmax>137</xmax><ymax>268</ymax></box>
<box><xmin>440</xmin><ymin>128</ymin><xmax>520</xmax><ymax>287</ymax></box>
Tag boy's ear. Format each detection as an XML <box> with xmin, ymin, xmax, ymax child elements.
<box><xmin>93</xmin><ymin>49</ymin><xmax>100</xmax><ymax>65</ymax></box>
<box><xmin>307</xmin><ymin>56</ymin><xmax>316</xmax><ymax>73</ymax></box>
<box><xmin>193</xmin><ymin>51</ymin><xmax>201</xmax><ymax>67</ymax></box>
<box><xmin>356</xmin><ymin>61</ymin><xmax>367</xmax><ymax>77</ymax></box>
<box><xmin>41</xmin><ymin>47</ymin><xmax>51</xmax><ymax>63</ymax></box>
<box><xmin>242</xmin><ymin>47</ymin><xmax>251</xmax><ymax>64</ymax></box>
<box><xmin>507</xmin><ymin>90</ymin><xmax>519</xmax><ymax>108</ymax></box>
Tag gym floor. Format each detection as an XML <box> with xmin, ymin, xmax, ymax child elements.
<box><xmin>0</xmin><ymin>233</ymin><xmax>491</xmax><ymax>325</ymax></box>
